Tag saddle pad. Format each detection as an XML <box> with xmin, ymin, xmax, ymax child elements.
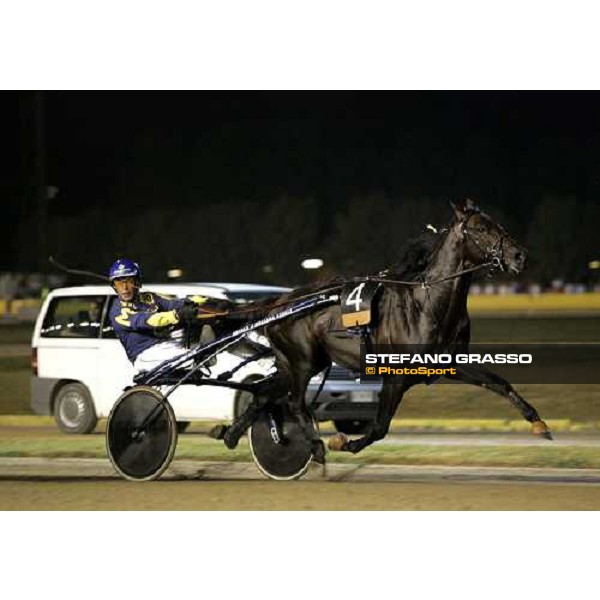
<box><xmin>340</xmin><ymin>280</ymin><xmax>381</xmax><ymax>328</ymax></box>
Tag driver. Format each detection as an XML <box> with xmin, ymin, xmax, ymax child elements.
<box><xmin>108</xmin><ymin>258</ymin><xmax>228</xmax><ymax>374</ymax></box>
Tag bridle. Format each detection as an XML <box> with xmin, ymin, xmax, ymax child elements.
<box><xmin>369</xmin><ymin>214</ymin><xmax>505</xmax><ymax>289</ymax></box>
<box><xmin>460</xmin><ymin>212</ymin><xmax>506</xmax><ymax>272</ymax></box>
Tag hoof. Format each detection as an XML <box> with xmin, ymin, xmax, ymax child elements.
<box><xmin>208</xmin><ymin>424</ymin><xmax>229</xmax><ymax>440</ymax></box>
<box><xmin>532</xmin><ymin>420</ymin><xmax>553</xmax><ymax>440</ymax></box>
<box><xmin>223</xmin><ymin>428</ymin><xmax>241</xmax><ymax>449</ymax></box>
<box><xmin>328</xmin><ymin>433</ymin><xmax>349</xmax><ymax>452</ymax></box>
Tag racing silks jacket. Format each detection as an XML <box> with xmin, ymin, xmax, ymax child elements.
<box><xmin>109</xmin><ymin>291</ymin><xmax>206</xmax><ymax>363</ymax></box>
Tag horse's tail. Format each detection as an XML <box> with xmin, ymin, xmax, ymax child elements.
<box><xmin>228</xmin><ymin>277</ymin><xmax>345</xmax><ymax>321</ymax></box>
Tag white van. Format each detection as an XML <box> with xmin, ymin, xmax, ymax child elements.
<box><xmin>31</xmin><ymin>283</ymin><xmax>288</xmax><ymax>433</ymax></box>
<box><xmin>31</xmin><ymin>282</ymin><xmax>380</xmax><ymax>434</ymax></box>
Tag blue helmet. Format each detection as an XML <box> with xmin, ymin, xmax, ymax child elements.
<box><xmin>108</xmin><ymin>258</ymin><xmax>142</xmax><ymax>282</ymax></box>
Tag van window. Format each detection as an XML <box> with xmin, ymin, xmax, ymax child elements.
<box><xmin>41</xmin><ymin>296</ymin><xmax>106</xmax><ymax>339</ymax></box>
<box><xmin>102</xmin><ymin>296</ymin><xmax>118</xmax><ymax>339</ymax></box>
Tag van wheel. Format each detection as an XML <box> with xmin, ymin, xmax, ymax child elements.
<box><xmin>54</xmin><ymin>383</ymin><xmax>98</xmax><ymax>434</ymax></box>
<box><xmin>177</xmin><ymin>421</ymin><xmax>190</xmax><ymax>433</ymax></box>
<box><xmin>333</xmin><ymin>419</ymin><xmax>370</xmax><ymax>435</ymax></box>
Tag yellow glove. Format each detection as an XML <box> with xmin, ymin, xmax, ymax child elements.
<box><xmin>146</xmin><ymin>310</ymin><xmax>179</xmax><ymax>328</ymax></box>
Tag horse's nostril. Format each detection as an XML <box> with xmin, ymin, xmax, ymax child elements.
<box><xmin>514</xmin><ymin>251</ymin><xmax>528</xmax><ymax>269</ymax></box>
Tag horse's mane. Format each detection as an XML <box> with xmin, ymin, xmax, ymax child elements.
<box><xmin>383</xmin><ymin>229</ymin><xmax>441</xmax><ymax>281</ymax></box>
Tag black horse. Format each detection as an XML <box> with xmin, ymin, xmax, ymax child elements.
<box><xmin>216</xmin><ymin>198</ymin><xmax>551</xmax><ymax>460</ymax></box>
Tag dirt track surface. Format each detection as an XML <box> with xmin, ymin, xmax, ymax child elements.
<box><xmin>2</xmin><ymin>458</ymin><xmax>600</xmax><ymax>510</ymax></box>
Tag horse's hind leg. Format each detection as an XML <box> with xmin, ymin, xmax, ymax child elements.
<box><xmin>209</xmin><ymin>373</ymin><xmax>290</xmax><ymax>449</ymax></box>
<box><xmin>286</xmin><ymin>365</ymin><xmax>327</xmax><ymax>464</ymax></box>
<box><xmin>329</xmin><ymin>379</ymin><xmax>409</xmax><ymax>454</ymax></box>
<box><xmin>448</xmin><ymin>365</ymin><xmax>552</xmax><ymax>440</ymax></box>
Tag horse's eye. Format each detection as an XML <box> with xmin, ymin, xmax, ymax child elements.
<box><xmin>478</xmin><ymin>226</ymin><xmax>486</xmax><ymax>233</ymax></box>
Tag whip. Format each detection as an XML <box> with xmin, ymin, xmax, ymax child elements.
<box><xmin>49</xmin><ymin>256</ymin><xmax>110</xmax><ymax>282</ymax></box>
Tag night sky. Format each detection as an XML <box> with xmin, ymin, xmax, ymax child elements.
<box><xmin>3</xmin><ymin>91</ymin><xmax>600</xmax><ymax>271</ymax></box>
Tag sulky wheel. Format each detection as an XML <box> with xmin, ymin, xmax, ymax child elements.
<box><xmin>106</xmin><ymin>385</ymin><xmax>178</xmax><ymax>482</ymax></box>
<box><xmin>248</xmin><ymin>404</ymin><xmax>314</xmax><ymax>481</ymax></box>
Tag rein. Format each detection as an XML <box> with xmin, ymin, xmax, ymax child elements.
<box><xmin>371</xmin><ymin>213</ymin><xmax>505</xmax><ymax>288</ymax></box>
<box><xmin>230</xmin><ymin>260</ymin><xmax>496</xmax><ymax>319</ymax></box>
<box><xmin>369</xmin><ymin>260</ymin><xmax>495</xmax><ymax>288</ymax></box>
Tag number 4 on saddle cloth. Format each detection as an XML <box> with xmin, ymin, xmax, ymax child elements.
<box><xmin>340</xmin><ymin>280</ymin><xmax>382</xmax><ymax>332</ymax></box>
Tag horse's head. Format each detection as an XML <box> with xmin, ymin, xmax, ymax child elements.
<box><xmin>451</xmin><ymin>198</ymin><xmax>527</xmax><ymax>275</ymax></box>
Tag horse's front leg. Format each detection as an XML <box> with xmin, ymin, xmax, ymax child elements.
<box><xmin>329</xmin><ymin>379</ymin><xmax>408</xmax><ymax>454</ymax></box>
<box><xmin>447</xmin><ymin>365</ymin><xmax>552</xmax><ymax>440</ymax></box>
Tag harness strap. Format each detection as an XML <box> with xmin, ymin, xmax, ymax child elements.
<box><xmin>362</xmin><ymin>326</ymin><xmax>375</xmax><ymax>355</ymax></box>
<box><xmin>310</xmin><ymin>364</ymin><xmax>331</xmax><ymax>406</ymax></box>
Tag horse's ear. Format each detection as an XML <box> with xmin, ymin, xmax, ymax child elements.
<box><xmin>465</xmin><ymin>198</ymin><xmax>480</xmax><ymax>213</ymax></box>
<box><xmin>451</xmin><ymin>197</ymin><xmax>480</xmax><ymax>219</ymax></box>
<box><xmin>450</xmin><ymin>199</ymin><xmax>465</xmax><ymax>219</ymax></box>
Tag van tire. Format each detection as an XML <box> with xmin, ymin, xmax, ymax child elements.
<box><xmin>54</xmin><ymin>383</ymin><xmax>98</xmax><ymax>434</ymax></box>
